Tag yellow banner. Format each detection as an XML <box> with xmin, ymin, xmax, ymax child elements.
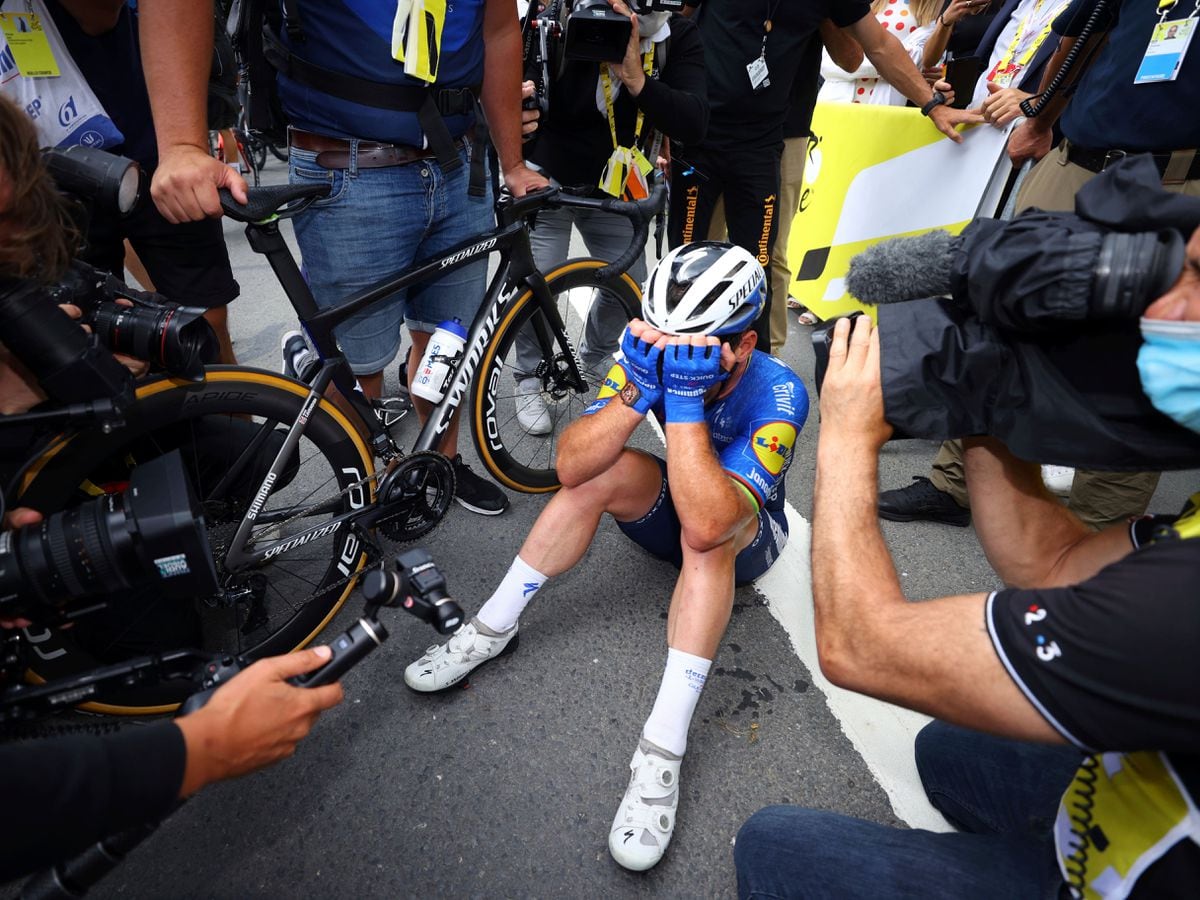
<box><xmin>788</xmin><ymin>104</ymin><xmax>1011</xmax><ymax>321</ymax></box>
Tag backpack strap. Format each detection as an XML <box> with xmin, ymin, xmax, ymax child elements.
<box><xmin>262</xmin><ymin>24</ymin><xmax>482</xmax><ymax>185</ymax></box>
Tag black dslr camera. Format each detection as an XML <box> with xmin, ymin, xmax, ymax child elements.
<box><xmin>811</xmin><ymin>156</ymin><xmax>1200</xmax><ymax>471</ymax></box>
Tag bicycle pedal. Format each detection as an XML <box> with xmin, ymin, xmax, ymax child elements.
<box><xmin>373</xmin><ymin>395</ymin><xmax>412</xmax><ymax>429</ymax></box>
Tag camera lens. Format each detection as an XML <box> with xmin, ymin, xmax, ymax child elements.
<box><xmin>89</xmin><ymin>301</ymin><xmax>219</xmax><ymax>381</ymax></box>
<box><xmin>0</xmin><ymin>451</ymin><xmax>219</xmax><ymax>622</ymax></box>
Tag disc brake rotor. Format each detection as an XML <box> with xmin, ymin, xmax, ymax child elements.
<box><xmin>375</xmin><ymin>451</ymin><xmax>456</xmax><ymax>542</ymax></box>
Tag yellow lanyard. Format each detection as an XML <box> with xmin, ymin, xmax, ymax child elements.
<box><xmin>995</xmin><ymin>0</ymin><xmax>1068</xmax><ymax>78</ymax></box>
<box><xmin>600</xmin><ymin>46</ymin><xmax>656</xmax><ymax>151</ymax></box>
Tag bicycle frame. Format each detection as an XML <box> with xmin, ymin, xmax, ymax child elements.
<box><xmin>242</xmin><ymin>206</ymin><xmax>584</xmax><ymax>460</ymax></box>
<box><xmin>222</xmin><ymin>206</ymin><xmax>583</xmax><ymax>571</ymax></box>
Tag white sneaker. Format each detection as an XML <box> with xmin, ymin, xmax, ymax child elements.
<box><xmin>608</xmin><ymin>739</ymin><xmax>682</xmax><ymax>872</ymax></box>
<box><xmin>515</xmin><ymin>378</ymin><xmax>552</xmax><ymax>435</ymax></box>
<box><xmin>403</xmin><ymin>617</ymin><xmax>518</xmax><ymax>692</ymax></box>
<box><xmin>1041</xmin><ymin>465</ymin><xmax>1075</xmax><ymax>497</ymax></box>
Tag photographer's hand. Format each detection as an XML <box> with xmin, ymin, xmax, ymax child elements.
<box><xmin>818</xmin><ymin>316</ymin><xmax>892</xmax><ymax>450</ymax></box>
<box><xmin>521</xmin><ymin>80</ymin><xmax>541</xmax><ymax>140</ymax></box>
<box><xmin>152</xmin><ymin>145</ymin><xmax>249</xmax><ymax>224</ymax></box>
<box><xmin>0</xmin><ymin>508</ymin><xmax>40</xmax><ymax>629</ymax></box>
<box><xmin>607</xmin><ymin>1</ymin><xmax>646</xmax><ymax>97</ymax></box>
<box><xmin>1144</xmin><ymin>224</ymin><xmax>1200</xmax><ymax>321</ymax></box>
<box><xmin>175</xmin><ymin>646</ymin><xmax>343</xmax><ymax>797</ymax></box>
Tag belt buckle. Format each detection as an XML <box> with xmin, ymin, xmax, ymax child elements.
<box><xmin>1101</xmin><ymin>149</ymin><xmax>1127</xmax><ymax>171</ymax></box>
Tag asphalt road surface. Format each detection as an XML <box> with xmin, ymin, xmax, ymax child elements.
<box><xmin>18</xmin><ymin>159</ymin><xmax>1197</xmax><ymax>900</ymax></box>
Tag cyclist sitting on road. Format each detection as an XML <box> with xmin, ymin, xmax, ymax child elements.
<box><xmin>403</xmin><ymin>242</ymin><xmax>809</xmax><ymax>871</ymax></box>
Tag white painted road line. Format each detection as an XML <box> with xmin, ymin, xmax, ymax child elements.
<box><xmin>754</xmin><ymin>503</ymin><xmax>953</xmax><ymax>833</ymax></box>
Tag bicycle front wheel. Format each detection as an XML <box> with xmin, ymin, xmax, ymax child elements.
<box><xmin>471</xmin><ymin>259</ymin><xmax>641</xmax><ymax>492</ymax></box>
<box><xmin>17</xmin><ymin>367</ymin><xmax>374</xmax><ymax>714</ymax></box>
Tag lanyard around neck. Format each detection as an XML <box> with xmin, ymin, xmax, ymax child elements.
<box><xmin>600</xmin><ymin>46</ymin><xmax>655</xmax><ymax>150</ymax></box>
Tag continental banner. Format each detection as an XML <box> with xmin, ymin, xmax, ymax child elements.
<box><xmin>789</xmin><ymin>104</ymin><xmax>1013</xmax><ymax>321</ymax></box>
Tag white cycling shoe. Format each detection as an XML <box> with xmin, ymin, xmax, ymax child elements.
<box><xmin>403</xmin><ymin>617</ymin><xmax>518</xmax><ymax>693</ymax></box>
<box><xmin>608</xmin><ymin>739</ymin><xmax>682</xmax><ymax>872</ymax></box>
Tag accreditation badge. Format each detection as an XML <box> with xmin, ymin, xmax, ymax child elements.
<box><xmin>1135</xmin><ymin>17</ymin><xmax>1195</xmax><ymax>83</ymax></box>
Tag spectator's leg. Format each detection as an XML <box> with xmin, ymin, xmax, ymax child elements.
<box><xmin>706</xmin><ymin>194</ymin><xmax>726</xmax><ymax>240</ymax></box>
<box><xmin>575</xmin><ymin>206</ymin><xmax>648</xmax><ymax>369</ymax></box>
<box><xmin>668</xmin><ymin>147</ymin><xmax>723</xmax><ymax>249</ymax></box>
<box><xmin>518</xmin><ymin>204</ymin><xmax>576</xmax><ymax>377</ymax></box>
<box><xmin>720</xmin><ymin>143</ymin><xmax>782</xmax><ymax>353</ymax></box>
<box><xmin>914</xmin><ymin>720</ymin><xmax>1081</xmax><ymax>837</ymax></box>
<box><xmin>734</xmin><ymin>805</ymin><xmax>1061</xmax><ymax>899</ymax></box>
<box><xmin>928</xmin><ymin>440</ymin><xmax>970</xmax><ymax>509</ymax></box>
<box><xmin>767</xmin><ymin>135</ymin><xmax>808</xmax><ymax>354</ymax></box>
<box><xmin>1067</xmin><ymin>470</ymin><xmax>1162</xmax><ymax>530</ymax></box>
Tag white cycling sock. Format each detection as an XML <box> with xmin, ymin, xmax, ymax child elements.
<box><xmin>475</xmin><ymin>555</ymin><xmax>548</xmax><ymax>633</ymax></box>
<box><xmin>641</xmin><ymin>648</ymin><xmax>711</xmax><ymax>758</ymax></box>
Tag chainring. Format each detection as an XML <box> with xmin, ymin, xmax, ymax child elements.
<box><xmin>375</xmin><ymin>451</ymin><xmax>456</xmax><ymax>542</ymax></box>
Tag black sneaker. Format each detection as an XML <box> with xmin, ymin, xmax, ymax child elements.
<box><xmin>452</xmin><ymin>454</ymin><xmax>509</xmax><ymax>516</ymax></box>
<box><xmin>878</xmin><ymin>476</ymin><xmax>971</xmax><ymax>527</ymax></box>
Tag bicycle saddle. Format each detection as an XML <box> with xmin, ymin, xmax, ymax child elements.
<box><xmin>218</xmin><ymin>184</ymin><xmax>331</xmax><ymax>223</ymax></box>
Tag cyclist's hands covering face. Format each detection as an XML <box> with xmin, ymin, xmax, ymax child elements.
<box><xmin>175</xmin><ymin>645</ymin><xmax>344</xmax><ymax>797</ymax></box>
<box><xmin>619</xmin><ymin>320</ymin><xmax>666</xmax><ymax>413</ymax></box>
<box><xmin>661</xmin><ymin>334</ymin><xmax>727</xmax><ymax>424</ymax></box>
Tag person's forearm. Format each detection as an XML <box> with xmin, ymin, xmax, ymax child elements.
<box><xmin>962</xmin><ymin>438</ymin><xmax>1134</xmax><ymax>589</ymax></box>
<box><xmin>556</xmin><ymin>400</ymin><xmax>644</xmax><ymax>486</ymax></box>
<box><xmin>1023</xmin><ymin>35</ymin><xmax>1082</xmax><ymax>132</ymax></box>
<box><xmin>481</xmin><ymin>4</ymin><xmax>526</xmax><ymax>173</ymax></box>
<box><xmin>864</xmin><ymin>32</ymin><xmax>935</xmax><ymax>106</ymax></box>
<box><xmin>664</xmin><ymin>423</ymin><xmax>754</xmax><ymax>550</ymax></box>
<box><xmin>812</xmin><ymin>434</ymin><xmax>907</xmax><ymax>667</ymax></box>
<box><xmin>820</xmin><ymin>19</ymin><xmax>864</xmax><ymax>73</ymax></box>
<box><xmin>921</xmin><ymin>17</ymin><xmax>953</xmax><ymax>70</ymax></box>
<box><xmin>139</xmin><ymin>0</ymin><xmax>214</xmax><ymax>159</ymax></box>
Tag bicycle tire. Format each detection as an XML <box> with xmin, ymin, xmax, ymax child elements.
<box><xmin>471</xmin><ymin>259</ymin><xmax>641</xmax><ymax>492</ymax></box>
<box><xmin>268</xmin><ymin>141</ymin><xmax>290</xmax><ymax>162</ymax></box>
<box><xmin>17</xmin><ymin>367</ymin><xmax>374</xmax><ymax>715</ymax></box>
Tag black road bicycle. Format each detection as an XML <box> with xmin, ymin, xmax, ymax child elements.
<box><xmin>14</xmin><ymin>180</ymin><xmax>663</xmax><ymax>715</ymax></box>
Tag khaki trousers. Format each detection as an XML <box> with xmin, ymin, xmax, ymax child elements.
<box><xmin>707</xmin><ymin>135</ymin><xmax>808</xmax><ymax>355</ymax></box>
<box><xmin>928</xmin><ymin>142</ymin><xmax>1200</xmax><ymax>529</ymax></box>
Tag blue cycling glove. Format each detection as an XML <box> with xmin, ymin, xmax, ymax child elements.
<box><xmin>661</xmin><ymin>342</ymin><xmax>727</xmax><ymax>424</ymax></box>
<box><xmin>617</xmin><ymin>327</ymin><xmax>664</xmax><ymax>415</ymax></box>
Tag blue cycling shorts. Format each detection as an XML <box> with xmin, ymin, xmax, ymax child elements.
<box><xmin>616</xmin><ymin>456</ymin><xmax>789</xmax><ymax>586</ymax></box>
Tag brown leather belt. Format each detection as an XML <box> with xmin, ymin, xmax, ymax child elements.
<box><xmin>1066</xmin><ymin>142</ymin><xmax>1200</xmax><ymax>184</ymax></box>
<box><xmin>288</xmin><ymin>127</ymin><xmax>464</xmax><ymax>170</ymax></box>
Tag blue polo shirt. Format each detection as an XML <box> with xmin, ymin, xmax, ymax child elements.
<box><xmin>277</xmin><ymin>0</ymin><xmax>485</xmax><ymax>145</ymax></box>
<box><xmin>1052</xmin><ymin>0</ymin><xmax>1200</xmax><ymax>150</ymax></box>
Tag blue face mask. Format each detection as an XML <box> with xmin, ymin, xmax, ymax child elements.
<box><xmin>1138</xmin><ymin>318</ymin><xmax>1200</xmax><ymax>434</ymax></box>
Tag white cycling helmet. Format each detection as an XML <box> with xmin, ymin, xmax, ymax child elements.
<box><xmin>642</xmin><ymin>241</ymin><xmax>767</xmax><ymax>336</ymax></box>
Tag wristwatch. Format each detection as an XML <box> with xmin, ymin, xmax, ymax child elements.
<box><xmin>921</xmin><ymin>91</ymin><xmax>947</xmax><ymax>117</ymax></box>
<box><xmin>620</xmin><ymin>381</ymin><xmax>641</xmax><ymax>407</ymax></box>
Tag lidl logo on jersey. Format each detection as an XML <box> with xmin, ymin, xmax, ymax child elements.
<box><xmin>752</xmin><ymin>422</ymin><xmax>796</xmax><ymax>476</ymax></box>
<box><xmin>596</xmin><ymin>363</ymin><xmax>627</xmax><ymax>400</ymax></box>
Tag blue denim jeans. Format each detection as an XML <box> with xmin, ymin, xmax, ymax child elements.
<box><xmin>289</xmin><ymin>142</ymin><xmax>493</xmax><ymax>376</ymax></box>
<box><xmin>733</xmin><ymin>721</ymin><xmax>1082</xmax><ymax>899</ymax></box>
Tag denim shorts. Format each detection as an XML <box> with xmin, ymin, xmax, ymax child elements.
<box><xmin>289</xmin><ymin>141</ymin><xmax>493</xmax><ymax>375</ymax></box>
<box><xmin>616</xmin><ymin>456</ymin><xmax>789</xmax><ymax>586</ymax></box>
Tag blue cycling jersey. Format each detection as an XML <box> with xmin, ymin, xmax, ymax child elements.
<box><xmin>587</xmin><ymin>351</ymin><xmax>809</xmax><ymax>512</ymax></box>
